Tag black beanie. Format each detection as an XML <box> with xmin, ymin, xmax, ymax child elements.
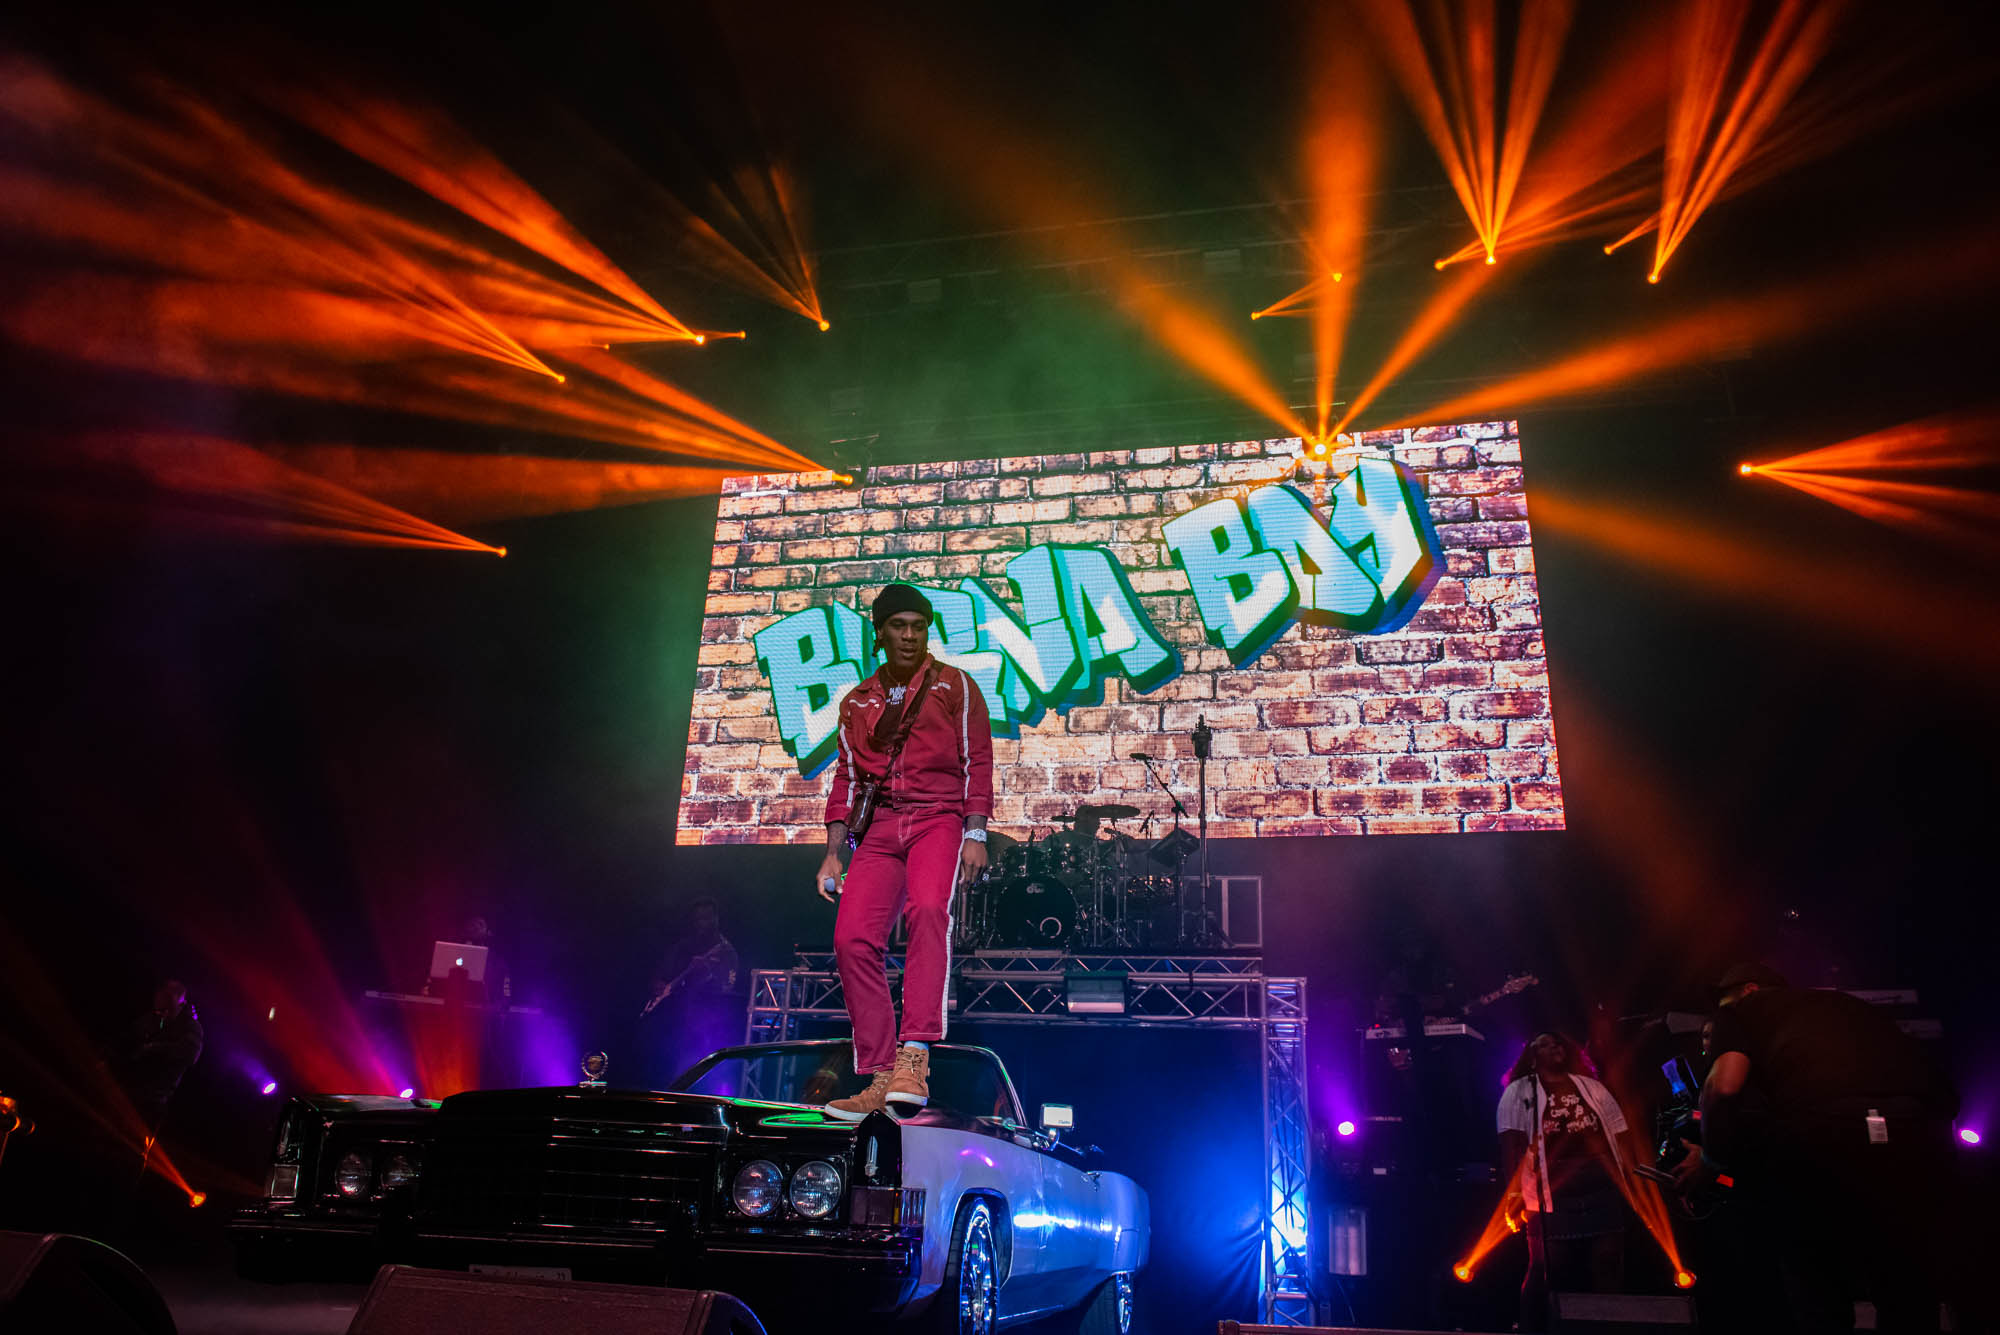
<box><xmin>871</xmin><ymin>583</ymin><xmax>933</xmax><ymax>631</ymax></box>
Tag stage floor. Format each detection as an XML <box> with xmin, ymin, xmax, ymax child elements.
<box><xmin>140</xmin><ymin>1257</ymin><xmax>1097</xmax><ymax>1335</ymax></box>
<box><xmin>146</xmin><ymin>1263</ymin><xmax>366</xmax><ymax>1335</ymax></box>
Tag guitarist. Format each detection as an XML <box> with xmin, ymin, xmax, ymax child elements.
<box><xmin>815</xmin><ymin>584</ymin><xmax>993</xmax><ymax>1121</ymax></box>
<box><xmin>641</xmin><ymin>898</ymin><xmax>740</xmax><ymax>1084</ymax></box>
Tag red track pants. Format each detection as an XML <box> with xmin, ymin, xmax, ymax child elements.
<box><xmin>834</xmin><ymin>805</ymin><xmax>961</xmax><ymax>1073</ymax></box>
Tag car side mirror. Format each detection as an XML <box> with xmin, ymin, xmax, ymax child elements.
<box><xmin>1040</xmin><ymin>1103</ymin><xmax>1074</xmax><ymax>1136</ymax></box>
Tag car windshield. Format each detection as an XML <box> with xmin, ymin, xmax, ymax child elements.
<box><xmin>675</xmin><ymin>1043</ymin><xmax>1020</xmax><ymax>1123</ymax></box>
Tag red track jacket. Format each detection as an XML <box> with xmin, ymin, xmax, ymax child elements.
<box><xmin>824</xmin><ymin>656</ymin><xmax>994</xmax><ymax>826</ymax></box>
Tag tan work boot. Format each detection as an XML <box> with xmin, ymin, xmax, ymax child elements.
<box><xmin>824</xmin><ymin>1069</ymin><xmax>892</xmax><ymax>1122</ymax></box>
<box><xmin>884</xmin><ymin>1045</ymin><xmax>930</xmax><ymax>1117</ymax></box>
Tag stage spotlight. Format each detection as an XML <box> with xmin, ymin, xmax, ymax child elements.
<box><xmin>1675</xmin><ymin>1270</ymin><xmax>1697</xmax><ymax>1289</ymax></box>
<box><xmin>1309</xmin><ymin>438</ymin><xmax>1329</xmax><ymax>459</ymax></box>
<box><xmin>1647</xmin><ymin>271</ymin><xmax>1661</xmax><ymax>285</ymax></box>
<box><xmin>1961</xmin><ymin>1127</ymin><xmax>1982</xmax><ymax>1146</ymax></box>
<box><xmin>818</xmin><ymin>320</ymin><xmax>831</xmax><ymax>331</ymax></box>
<box><xmin>1336</xmin><ymin>1119</ymin><xmax>1357</xmax><ymax>1137</ymax></box>
<box><xmin>1064</xmin><ymin>972</ymin><xmax>1126</xmax><ymax>1015</ymax></box>
<box><xmin>830</xmin><ymin>472</ymin><xmax>855</xmax><ymax>487</ymax></box>
<box><xmin>1739</xmin><ymin>462</ymin><xmax>1755</xmax><ymax>475</ymax></box>
<box><xmin>261</xmin><ymin>1081</ymin><xmax>278</xmax><ymax>1096</ymax></box>
<box><xmin>694</xmin><ymin>334</ymin><xmax>706</xmax><ymax>345</ymax></box>
<box><xmin>188</xmin><ymin>1192</ymin><xmax>208</xmax><ymax>1208</ymax></box>
<box><xmin>267</xmin><ymin>1008</ymin><xmax>276</xmax><ymax>1021</ymax></box>
<box><xmin>1453</xmin><ymin>1262</ymin><xmax>1473</xmax><ymax>1282</ymax></box>
<box><xmin>1484</xmin><ymin>254</ymin><xmax>1495</xmax><ymax>266</ymax></box>
<box><xmin>399</xmin><ymin>1087</ymin><xmax>416</xmax><ymax>1100</ymax></box>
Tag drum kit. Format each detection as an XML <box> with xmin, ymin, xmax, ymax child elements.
<box><xmin>957</xmin><ymin>804</ymin><xmax>1211</xmax><ymax>951</ymax></box>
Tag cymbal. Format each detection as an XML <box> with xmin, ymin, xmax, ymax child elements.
<box><xmin>1075</xmin><ymin>803</ymin><xmax>1141</xmax><ymax>822</ymax></box>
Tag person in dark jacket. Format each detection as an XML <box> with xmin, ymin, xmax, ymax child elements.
<box><xmin>1672</xmin><ymin>964</ymin><xmax>1960</xmax><ymax>1333</ymax></box>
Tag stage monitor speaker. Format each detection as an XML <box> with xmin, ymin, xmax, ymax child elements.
<box><xmin>345</xmin><ymin>1265</ymin><xmax>766</xmax><ymax>1335</ymax></box>
<box><xmin>1551</xmin><ymin>1291</ymin><xmax>1695</xmax><ymax>1332</ymax></box>
<box><xmin>1218</xmin><ymin>1323</ymin><xmax>1507</xmax><ymax>1334</ymax></box>
<box><xmin>0</xmin><ymin>1231</ymin><xmax>176</xmax><ymax>1335</ymax></box>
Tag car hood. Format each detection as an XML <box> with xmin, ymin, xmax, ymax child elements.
<box><xmin>432</xmin><ymin>1087</ymin><xmax>861</xmax><ymax>1147</ymax></box>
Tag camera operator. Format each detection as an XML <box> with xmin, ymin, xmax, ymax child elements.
<box><xmin>1670</xmin><ymin>964</ymin><xmax>1959</xmax><ymax>1332</ymax></box>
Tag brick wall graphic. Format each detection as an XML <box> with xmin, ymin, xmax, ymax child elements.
<box><xmin>681</xmin><ymin>422</ymin><xmax>1563</xmax><ymax>844</ymax></box>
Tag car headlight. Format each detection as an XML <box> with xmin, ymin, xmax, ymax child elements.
<box><xmin>732</xmin><ymin>1160</ymin><xmax>783</xmax><ymax>1217</ymax></box>
<box><xmin>334</xmin><ymin>1149</ymin><xmax>374</xmax><ymax>1198</ymax></box>
<box><xmin>379</xmin><ymin>1152</ymin><xmax>420</xmax><ymax>1190</ymax></box>
<box><xmin>787</xmin><ymin>1160</ymin><xmax>843</xmax><ymax>1220</ymax></box>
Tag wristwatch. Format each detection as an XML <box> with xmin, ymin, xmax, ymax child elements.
<box><xmin>962</xmin><ymin>828</ymin><xmax>988</xmax><ymax>843</ymax></box>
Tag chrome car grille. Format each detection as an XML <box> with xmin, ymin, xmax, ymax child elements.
<box><xmin>420</xmin><ymin>1127</ymin><xmax>712</xmax><ymax>1232</ymax></box>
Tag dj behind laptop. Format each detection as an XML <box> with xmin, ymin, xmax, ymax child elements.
<box><xmin>427</xmin><ymin>940</ymin><xmax>492</xmax><ymax>1001</ymax></box>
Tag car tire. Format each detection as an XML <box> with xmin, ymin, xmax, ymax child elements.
<box><xmin>1070</xmin><ymin>1272</ymin><xmax>1133</xmax><ymax>1335</ymax></box>
<box><xmin>926</xmin><ymin>1197</ymin><xmax>1000</xmax><ymax>1335</ymax></box>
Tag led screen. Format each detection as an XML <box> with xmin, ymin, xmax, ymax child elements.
<box><xmin>680</xmin><ymin>423</ymin><xmax>1563</xmax><ymax>843</ymax></box>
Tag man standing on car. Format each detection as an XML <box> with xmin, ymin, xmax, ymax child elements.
<box><xmin>816</xmin><ymin>583</ymin><xmax>993</xmax><ymax>1121</ymax></box>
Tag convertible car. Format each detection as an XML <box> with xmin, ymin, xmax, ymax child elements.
<box><xmin>230</xmin><ymin>1039</ymin><xmax>1147</xmax><ymax>1335</ymax></box>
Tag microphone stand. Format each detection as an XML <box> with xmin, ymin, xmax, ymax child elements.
<box><xmin>1192</xmin><ymin>715</ymin><xmax>1212</xmax><ymax>948</ymax></box>
<box><xmin>1132</xmin><ymin>753</ymin><xmax>1187</xmax><ymax>825</ymax></box>
<box><xmin>1132</xmin><ymin>752</ymin><xmax>1191</xmax><ymax>948</ymax></box>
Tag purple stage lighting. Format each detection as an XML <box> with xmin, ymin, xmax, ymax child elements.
<box><xmin>1336</xmin><ymin>1119</ymin><xmax>1357</xmax><ymax>1137</ymax></box>
<box><xmin>1961</xmin><ymin>1128</ymin><xmax>1982</xmax><ymax>1146</ymax></box>
<box><xmin>261</xmin><ymin>1081</ymin><xmax>278</xmax><ymax>1096</ymax></box>
<box><xmin>399</xmin><ymin>1087</ymin><xmax>415</xmax><ymax>1100</ymax></box>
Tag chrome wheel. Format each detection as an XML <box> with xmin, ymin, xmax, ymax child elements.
<box><xmin>957</xmin><ymin>1202</ymin><xmax>997</xmax><ymax>1335</ymax></box>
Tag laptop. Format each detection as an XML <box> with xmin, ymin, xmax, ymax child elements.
<box><xmin>430</xmin><ymin>941</ymin><xmax>489</xmax><ymax>986</ymax></box>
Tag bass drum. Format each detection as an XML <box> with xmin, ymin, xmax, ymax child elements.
<box><xmin>991</xmin><ymin>877</ymin><xmax>1078</xmax><ymax>949</ymax></box>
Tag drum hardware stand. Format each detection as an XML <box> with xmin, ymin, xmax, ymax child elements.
<box><xmin>1188</xmin><ymin>715</ymin><xmax>1218</xmax><ymax>948</ymax></box>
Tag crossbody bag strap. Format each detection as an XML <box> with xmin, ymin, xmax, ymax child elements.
<box><xmin>882</xmin><ymin>662</ymin><xmax>937</xmax><ymax>759</ymax></box>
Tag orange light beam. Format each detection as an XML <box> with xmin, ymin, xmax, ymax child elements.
<box><xmin>1303</xmin><ymin>28</ymin><xmax>1382</xmax><ymax>441</ymax></box>
<box><xmin>268</xmin><ymin>448</ymin><xmax>741</xmax><ymax>525</ymax></box>
<box><xmin>1388</xmin><ymin>221</ymin><xmax>2000</xmax><ymax>427</ymax></box>
<box><xmin>66</xmin><ymin>432</ymin><xmax>507</xmax><ymax>553</ymax></box>
<box><xmin>555</xmin><ymin>347</ymin><xmax>817</xmax><ymax>469</ymax></box>
<box><xmin>1456</xmin><ymin>1159</ymin><xmax>1530</xmax><ymax>1279</ymax></box>
<box><xmin>1528</xmin><ymin>489</ymin><xmax>2000</xmax><ymax>680</ymax></box>
<box><xmin>1360</xmin><ymin>0</ymin><xmax>1576</xmax><ymax>263</ymax></box>
<box><xmin>1251</xmin><ymin>271</ymin><xmax>1343</xmax><ymax>322</ymax></box>
<box><xmin>1438</xmin><ymin>179</ymin><xmax>1656</xmax><ymax>268</ymax></box>
<box><xmin>270</xmin><ymin>88</ymin><xmax>695</xmax><ymax>338</ymax></box>
<box><xmin>1751</xmin><ymin>469</ymin><xmax>2000</xmax><ymax>555</ymax></box>
<box><xmin>0</xmin><ymin>937</ymin><xmax>199</xmax><ymax>1197</ymax></box>
<box><xmin>1116</xmin><ymin>283</ymin><xmax>1311</xmax><ymax>440</ymax></box>
<box><xmin>1</xmin><ymin>274</ymin><xmax>813</xmax><ymax>473</ymax></box>
<box><xmin>1612</xmin><ymin>1157</ymin><xmax>1689</xmax><ymax>1276</ymax></box>
<box><xmin>1333</xmin><ymin>262</ymin><xmax>1502</xmax><ymax>432</ymax></box>
<box><xmin>1494</xmin><ymin>0</ymin><xmax>1576</xmax><ymax>246</ymax></box>
<box><xmin>1749</xmin><ymin>408</ymin><xmax>2000</xmax><ymax>474</ymax></box>
<box><xmin>843</xmin><ymin>31</ymin><xmax>1306</xmax><ymax>442</ymax></box>
<box><xmin>0</xmin><ymin>68</ymin><xmax>568</xmax><ymax>378</ymax></box>
<box><xmin>1652</xmin><ymin>0</ymin><xmax>1846</xmax><ymax>281</ymax></box>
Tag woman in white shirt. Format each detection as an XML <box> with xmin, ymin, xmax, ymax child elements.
<box><xmin>1496</xmin><ymin>1031</ymin><xmax>1640</xmax><ymax>1331</ymax></box>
